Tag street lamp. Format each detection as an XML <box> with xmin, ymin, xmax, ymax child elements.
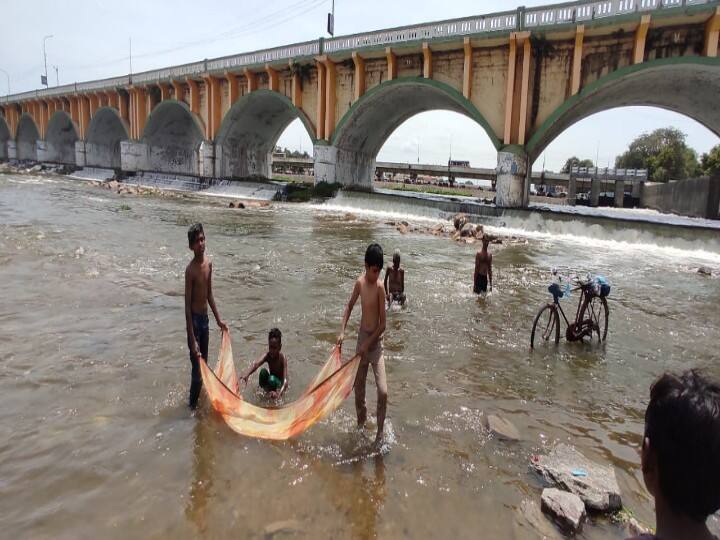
<box><xmin>42</xmin><ymin>34</ymin><xmax>54</xmax><ymax>87</ymax></box>
<box><xmin>0</xmin><ymin>68</ymin><xmax>9</xmax><ymax>102</ymax></box>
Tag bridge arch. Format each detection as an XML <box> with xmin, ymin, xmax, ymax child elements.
<box><xmin>16</xmin><ymin>114</ymin><xmax>40</xmax><ymax>161</ymax></box>
<box><xmin>86</xmin><ymin>107</ymin><xmax>129</xmax><ymax>169</ymax></box>
<box><xmin>527</xmin><ymin>57</ymin><xmax>720</xmax><ymax>163</ymax></box>
<box><xmin>141</xmin><ymin>100</ymin><xmax>205</xmax><ymax>175</ymax></box>
<box><xmin>215</xmin><ymin>89</ymin><xmax>315</xmax><ymax>179</ymax></box>
<box><xmin>327</xmin><ymin>77</ymin><xmax>502</xmax><ymax>187</ymax></box>
<box><xmin>0</xmin><ymin>115</ymin><xmax>9</xmax><ymax>160</ymax></box>
<box><xmin>45</xmin><ymin>111</ymin><xmax>79</xmax><ymax>165</ymax></box>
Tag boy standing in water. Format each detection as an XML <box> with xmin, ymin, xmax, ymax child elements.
<box><xmin>384</xmin><ymin>250</ymin><xmax>406</xmax><ymax>306</ymax></box>
<box><xmin>338</xmin><ymin>244</ymin><xmax>388</xmax><ymax>448</ymax></box>
<box><xmin>185</xmin><ymin>223</ymin><xmax>228</xmax><ymax>409</ymax></box>
<box><xmin>629</xmin><ymin>370</ymin><xmax>720</xmax><ymax>540</ymax></box>
<box><xmin>239</xmin><ymin>328</ymin><xmax>289</xmax><ymax>399</ymax></box>
<box><xmin>473</xmin><ymin>235</ymin><xmax>493</xmax><ymax>294</ymax></box>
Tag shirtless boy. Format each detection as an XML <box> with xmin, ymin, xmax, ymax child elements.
<box><xmin>338</xmin><ymin>244</ymin><xmax>387</xmax><ymax>447</ymax></box>
<box><xmin>474</xmin><ymin>235</ymin><xmax>493</xmax><ymax>294</ymax></box>
<box><xmin>384</xmin><ymin>250</ymin><xmax>406</xmax><ymax>306</ymax></box>
<box><xmin>240</xmin><ymin>328</ymin><xmax>289</xmax><ymax>399</ymax></box>
<box><xmin>185</xmin><ymin>223</ymin><xmax>228</xmax><ymax>409</ymax></box>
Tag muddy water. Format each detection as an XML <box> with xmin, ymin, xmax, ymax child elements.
<box><xmin>1</xmin><ymin>174</ymin><xmax>719</xmax><ymax>539</ymax></box>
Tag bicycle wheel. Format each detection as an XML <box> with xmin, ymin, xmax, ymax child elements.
<box><xmin>582</xmin><ymin>296</ymin><xmax>609</xmax><ymax>342</ymax></box>
<box><xmin>531</xmin><ymin>304</ymin><xmax>560</xmax><ymax>348</ymax></box>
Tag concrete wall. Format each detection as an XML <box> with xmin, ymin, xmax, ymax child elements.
<box><xmin>641</xmin><ymin>177</ymin><xmax>720</xmax><ymax>219</ymax></box>
<box><xmin>44</xmin><ymin>111</ymin><xmax>79</xmax><ymax>165</ymax></box>
<box><xmin>16</xmin><ymin>114</ymin><xmax>39</xmax><ymax>161</ymax></box>
<box><xmin>0</xmin><ymin>116</ymin><xmax>9</xmax><ymax>160</ymax></box>
<box><xmin>142</xmin><ymin>101</ymin><xmax>204</xmax><ymax>176</ymax></box>
<box><xmin>85</xmin><ymin>108</ymin><xmax>129</xmax><ymax>169</ymax></box>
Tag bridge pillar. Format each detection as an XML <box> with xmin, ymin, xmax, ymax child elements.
<box><xmin>75</xmin><ymin>141</ymin><xmax>87</xmax><ymax>168</ymax></box>
<box><xmin>120</xmin><ymin>140</ymin><xmax>149</xmax><ymax>172</ymax></box>
<box><xmin>631</xmin><ymin>179</ymin><xmax>642</xmax><ymax>201</ymax></box>
<box><xmin>7</xmin><ymin>140</ymin><xmax>17</xmax><ymax>160</ymax></box>
<box><xmin>198</xmin><ymin>141</ymin><xmax>215</xmax><ymax>178</ymax></box>
<box><xmin>313</xmin><ymin>143</ymin><xmax>374</xmax><ymax>188</ymax></box>
<box><xmin>36</xmin><ymin>140</ymin><xmax>49</xmax><ymax>163</ymax></box>
<box><xmin>614</xmin><ymin>179</ymin><xmax>625</xmax><ymax>208</ymax></box>
<box><xmin>495</xmin><ymin>147</ymin><xmax>527</xmax><ymax>208</ymax></box>
<box><xmin>567</xmin><ymin>176</ymin><xmax>577</xmax><ymax>206</ymax></box>
<box><xmin>590</xmin><ymin>176</ymin><xmax>601</xmax><ymax>207</ymax></box>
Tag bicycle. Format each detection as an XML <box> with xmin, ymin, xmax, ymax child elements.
<box><xmin>530</xmin><ymin>276</ymin><xmax>609</xmax><ymax>349</ymax></box>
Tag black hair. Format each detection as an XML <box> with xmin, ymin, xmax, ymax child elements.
<box><xmin>268</xmin><ymin>328</ymin><xmax>282</xmax><ymax>342</ymax></box>
<box><xmin>188</xmin><ymin>223</ymin><xmax>204</xmax><ymax>247</ymax></box>
<box><xmin>364</xmin><ymin>243</ymin><xmax>383</xmax><ymax>270</ymax></box>
<box><xmin>645</xmin><ymin>369</ymin><xmax>720</xmax><ymax>522</ymax></box>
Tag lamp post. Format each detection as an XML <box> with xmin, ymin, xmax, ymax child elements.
<box><xmin>43</xmin><ymin>34</ymin><xmax>54</xmax><ymax>87</ymax></box>
<box><xmin>0</xmin><ymin>68</ymin><xmax>9</xmax><ymax>102</ymax></box>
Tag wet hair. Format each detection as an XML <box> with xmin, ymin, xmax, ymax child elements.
<box><xmin>393</xmin><ymin>250</ymin><xmax>401</xmax><ymax>263</ymax></box>
<box><xmin>364</xmin><ymin>243</ymin><xmax>384</xmax><ymax>270</ymax></box>
<box><xmin>188</xmin><ymin>223</ymin><xmax>204</xmax><ymax>247</ymax></box>
<box><xmin>645</xmin><ymin>369</ymin><xmax>720</xmax><ymax>522</ymax></box>
<box><xmin>268</xmin><ymin>328</ymin><xmax>282</xmax><ymax>343</ymax></box>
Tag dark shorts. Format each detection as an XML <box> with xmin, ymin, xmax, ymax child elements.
<box><xmin>391</xmin><ymin>292</ymin><xmax>406</xmax><ymax>305</ymax></box>
<box><xmin>474</xmin><ymin>274</ymin><xmax>488</xmax><ymax>293</ymax></box>
<box><xmin>188</xmin><ymin>313</ymin><xmax>209</xmax><ymax>408</ymax></box>
<box><xmin>259</xmin><ymin>368</ymin><xmax>283</xmax><ymax>392</ymax></box>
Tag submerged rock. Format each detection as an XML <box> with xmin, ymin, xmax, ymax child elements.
<box><xmin>530</xmin><ymin>443</ymin><xmax>622</xmax><ymax>512</ymax></box>
<box><xmin>698</xmin><ymin>266</ymin><xmax>713</xmax><ymax>276</ymax></box>
<box><xmin>517</xmin><ymin>499</ymin><xmax>564</xmax><ymax>539</ymax></box>
<box><xmin>541</xmin><ymin>488</ymin><xmax>586</xmax><ymax>533</ymax></box>
<box><xmin>263</xmin><ymin>519</ymin><xmax>303</xmax><ymax>536</ymax></box>
<box><xmin>485</xmin><ymin>414</ymin><xmax>520</xmax><ymax>441</ymax></box>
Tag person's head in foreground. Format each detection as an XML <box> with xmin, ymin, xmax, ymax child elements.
<box><xmin>268</xmin><ymin>328</ymin><xmax>282</xmax><ymax>360</ymax></box>
<box><xmin>187</xmin><ymin>223</ymin><xmax>205</xmax><ymax>256</ymax></box>
<box><xmin>636</xmin><ymin>369</ymin><xmax>720</xmax><ymax>540</ymax></box>
<box><xmin>482</xmin><ymin>234</ymin><xmax>491</xmax><ymax>248</ymax></box>
<box><xmin>393</xmin><ymin>250</ymin><xmax>401</xmax><ymax>269</ymax></box>
<box><xmin>364</xmin><ymin>243</ymin><xmax>384</xmax><ymax>281</ymax></box>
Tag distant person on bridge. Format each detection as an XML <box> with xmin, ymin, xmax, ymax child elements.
<box><xmin>384</xmin><ymin>250</ymin><xmax>406</xmax><ymax>307</ymax></box>
<box><xmin>474</xmin><ymin>235</ymin><xmax>493</xmax><ymax>295</ymax></box>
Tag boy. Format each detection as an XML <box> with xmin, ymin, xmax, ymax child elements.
<box><xmin>240</xmin><ymin>328</ymin><xmax>289</xmax><ymax>399</ymax></box>
<box><xmin>185</xmin><ymin>223</ymin><xmax>228</xmax><ymax>409</ymax></box>
<box><xmin>384</xmin><ymin>250</ymin><xmax>406</xmax><ymax>306</ymax></box>
<box><xmin>629</xmin><ymin>370</ymin><xmax>720</xmax><ymax>540</ymax></box>
<box><xmin>473</xmin><ymin>235</ymin><xmax>493</xmax><ymax>294</ymax></box>
<box><xmin>338</xmin><ymin>244</ymin><xmax>388</xmax><ymax>448</ymax></box>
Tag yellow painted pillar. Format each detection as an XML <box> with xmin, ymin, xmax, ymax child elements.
<box><xmin>225</xmin><ymin>72</ymin><xmax>239</xmax><ymax>105</ymax></box>
<box><xmin>171</xmin><ymin>80</ymin><xmax>184</xmax><ymax>103</ymax></box>
<box><xmin>422</xmin><ymin>43</ymin><xmax>432</xmax><ymax>79</ymax></box>
<box><xmin>135</xmin><ymin>87</ymin><xmax>147</xmax><ymax>138</ymax></box>
<box><xmin>244</xmin><ymin>69</ymin><xmax>257</xmax><ymax>93</ymax></box>
<box><xmin>89</xmin><ymin>93</ymin><xmax>100</xmax><ymax>118</ymax></box>
<box><xmin>385</xmin><ymin>47</ymin><xmax>397</xmax><ymax>81</ymax></box>
<box><xmin>118</xmin><ymin>91</ymin><xmax>129</xmax><ymax>123</ymax></box>
<box><xmin>503</xmin><ymin>34</ymin><xmax>518</xmax><ymax>145</ymax></box>
<box><xmin>352</xmin><ymin>52</ymin><xmax>365</xmax><ymax>101</ymax></box>
<box><xmin>633</xmin><ymin>15</ymin><xmax>651</xmax><ymax>64</ymax></box>
<box><xmin>79</xmin><ymin>95</ymin><xmax>90</xmax><ymax>139</ymax></box>
<box><xmin>158</xmin><ymin>83</ymin><xmax>171</xmax><ymax>101</ymax></box>
<box><xmin>108</xmin><ymin>91</ymin><xmax>119</xmax><ymax>110</ymax></box>
<box><xmin>315</xmin><ymin>60</ymin><xmax>326</xmax><ymax>140</ymax></box>
<box><xmin>265</xmin><ymin>65</ymin><xmax>279</xmax><ymax>92</ymax></box>
<box><xmin>571</xmin><ymin>25</ymin><xmax>585</xmax><ymax>95</ymax></box>
<box><xmin>463</xmin><ymin>38</ymin><xmax>473</xmax><ymax>100</ymax></box>
<box><xmin>290</xmin><ymin>62</ymin><xmax>302</xmax><ymax>108</ymax></box>
<box><xmin>69</xmin><ymin>96</ymin><xmax>79</xmax><ymax>126</ymax></box>
<box><xmin>202</xmin><ymin>76</ymin><xmax>221</xmax><ymax>140</ymax></box>
<box><xmin>186</xmin><ymin>79</ymin><xmax>200</xmax><ymax>115</ymax></box>
<box><xmin>518</xmin><ymin>34</ymin><xmax>532</xmax><ymax>146</ymax></box>
<box><xmin>37</xmin><ymin>101</ymin><xmax>45</xmax><ymax>138</ymax></box>
<box><xmin>705</xmin><ymin>7</ymin><xmax>720</xmax><ymax>57</ymax></box>
<box><xmin>323</xmin><ymin>57</ymin><xmax>336</xmax><ymax>140</ymax></box>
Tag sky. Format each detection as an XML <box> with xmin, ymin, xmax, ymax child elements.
<box><xmin>1</xmin><ymin>0</ymin><xmax>717</xmax><ymax>171</ymax></box>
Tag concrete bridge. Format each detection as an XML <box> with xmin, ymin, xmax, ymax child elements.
<box><xmin>1</xmin><ymin>0</ymin><xmax>719</xmax><ymax>208</ymax></box>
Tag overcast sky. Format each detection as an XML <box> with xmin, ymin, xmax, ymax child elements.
<box><xmin>2</xmin><ymin>0</ymin><xmax>717</xmax><ymax>171</ymax></box>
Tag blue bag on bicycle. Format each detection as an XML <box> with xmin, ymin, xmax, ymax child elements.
<box><xmin>594</xmin><ymin>275</ymin><xmax>611</xmax><ymax>297</ymax></box>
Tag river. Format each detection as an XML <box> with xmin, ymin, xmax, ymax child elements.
<box><xmin>1</xmin><ymin>173</ymin><xmax>719</xmax><ymax>539</ymax></box>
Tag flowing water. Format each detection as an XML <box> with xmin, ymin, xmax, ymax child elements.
<box><xmin>1</xmin><ymin>174</ymin><xmax>719</xmax><ymax>539</ymax></box>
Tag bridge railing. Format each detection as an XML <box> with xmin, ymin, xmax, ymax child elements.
<box><xmin>2</xmin><ymin>0</ymin><xmax>716</xmax><ymax>103</ymax></box>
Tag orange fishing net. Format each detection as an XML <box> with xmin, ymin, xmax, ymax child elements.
<box><xmin>200</xmin><ymin>330</ymin><xmax>362</xmax><ymax>440</ymax></box>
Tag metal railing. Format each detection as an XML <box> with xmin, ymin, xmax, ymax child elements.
<box><xmin>2</xmin><ymin>0</ymin><xmax>715</xmax><ymax>104</ymax></box>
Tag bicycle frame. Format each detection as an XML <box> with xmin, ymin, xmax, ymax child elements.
<box><xmin>554</xmin><ymin>284</ymin><xmax>595</xmax><ymax>337</ymax></box>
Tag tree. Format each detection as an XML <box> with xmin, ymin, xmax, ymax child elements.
<box><xmin>701</xmin><ymin>144</ymin><xmax>720</xmax><ymax>177</ymax></box>
<box><xmin>615</xmin><ymin>127</ymin><xmax>701</xmax><ymax>182</ymax></box>
<box><xmin>561</xmin><ymin>157</ymin><xmax>594</xmax><ymax>173</ymax></box>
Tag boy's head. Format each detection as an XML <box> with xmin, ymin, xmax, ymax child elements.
<box><xmin>482</xmin><ymin>234</ymin><xmax>491</xmax><ymax>248</ymax></box>
<box><xmin>393</xmin><ymin>250</ymin><xmax>401</xmax><ymax>268</ymax></box>
<box><xmin>268</xmin><ymin>328</ymin><xmax>282</xmax><ymax>359</ymax></box>
<box><xmin>641</xmin><ymin>369</ymin><xmax>720</xmax><ymax>523</ymax></box>
<box><xmin>364</xmin><ymin>243</ymin><xmax>384</xmax><ymax>281</ymax></box>
<box><xmin>188</xmin><ymin>223</ymin><xmax>205</xmax><ymax>254</ymax></box>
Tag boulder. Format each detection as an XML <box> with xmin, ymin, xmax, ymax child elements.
<box><xmin>107</xmin><ymin>180</ymin><xmax>119</xmax><ymax>191</ymax></box>
<box><xmin>485</xmin><ymin>414</ymin><xmax>520</xmax><ymax>441</ymax></box>
<box><xmin>541</xmin><ymin>488</ymin><xmax>586</xmax><ymax>533</ymax></box>
<box><xmin>431</xmin><ymin>223</ymin><xmax>445</xmax><ymax>235</ymax></box>
<box><xmin>698</xmin><ymin>266</ymin><xmax>713</xmax><ymax>276</ymax></box>
<box><xmin>531</xmin><ymin>443</ymin><xmax>622</xmax><ymax>512</ymax></box>
<box><xmin>453</xmin><ymin>213</ymin><xmax>468</xmax><ymax>230</ymax></box>
<box><xmin>709</xmin><ymin>511</ymin><xmax>720</xmax><ymax>537</ymax></box>
<box><xmin>460</xmin><ymin>222</ymin><xmax>476</xmax><ymax>237</ymax></box>
<box><xmin>29</xmin><ymin>164</ymin><xmax>42</xmax><ymax>173</ymax></box>
<box><xmin>517</xmin><ymin>500</ymin><xmax>563</xmax><ymax>539</ymax></box>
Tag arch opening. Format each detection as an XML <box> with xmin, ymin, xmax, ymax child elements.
<box><xmin>215</xmin><ymin>90</ymin><xmax>314</xmax><ymax>179</ymax></box>
<box><xmin>16</xmin><ymin>114</ymin><xmax>40</xmax><ymax>161</ymax></box>
<box><xmin>45</xmin><ymin>111</ymin><xmax>79</xmax><ymax>165</ymax></box>
<box><xmin>0</xmin><ymin>116</ymin><xmax>9</xmax><ymax>160</ymax></box>
<box><xmin>329</xmin><ymin>78</ymin><xmax>501</xmax><ymax>187</ymax></box>
<box><xmin>142</xmin><ymin>101</ymin><xmax>204</xmax><ymax>175</ymax></box>
<box><xmin>86</xmin><ymin>107</ymin><xmax>129</xmax><ymax>169</ymax></box>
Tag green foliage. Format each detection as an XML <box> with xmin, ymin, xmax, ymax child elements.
<box><xmin>284</xmin><ymin>181</ymin><xmax>340</xmax><ymax>202</ymax></box>
<box><xmin>701</xmin><ymin>144</ymin><xmax>720</xmax><ymax>177</ymax></box>
<box><xmin>615</xmin><ymin>127</ymin><xmax>701</xmax><ymax>182</ymax></box>
<box><xmin>561</xmin><ymin>156</ymin><xmax>594</xmax><ymax>174</ymax></box>
<box><xmin>119</xmin><ymin>204</ymin><xmax>131</xmax><ymax>211</ymax></box>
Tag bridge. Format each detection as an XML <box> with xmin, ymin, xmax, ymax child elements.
<box><xmin>1</xmin><ymin>0</ymin><xmax>719</xmax><ymax>208</ymax></box>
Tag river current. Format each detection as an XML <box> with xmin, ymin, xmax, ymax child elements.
<box><xmin>1</xmin><ymin>173</ymin><xmax>719</xmax><ymax>539</ymax></box>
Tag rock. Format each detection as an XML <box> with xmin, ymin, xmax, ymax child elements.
<box><xmin>460</xmin><ymin>222</ymin><xmax>476</xmax><ymax>237</ymax></box>
<box><xmin>530</xmin><ymin>443</ymin><xmax>622</xmax><ymax>512</ymax></box>
<box><xmin>397</xmin><ymin>224</ymin><xmax>409</xmax><ymax>234</ymax></box>
<box><xmin>263</xmin><ymin>519</ymin><xmax>303</xmax><ymax>536</ymax></box>
<box><xmin>516</xmin><ymin>499</ymin><xmax>563</xmax><ymax>539</ymax></box>
<box><xmin>709</xmin><ymin>511</ymin><xmax>720</xmax><ymax>537</ymax></box>
<box><xmin>541</xmin><ymin>488</ymin><xmax>587</xmax><ymax>533</ymax></box>
<box><xmin>625</xmin><ymin>516</ymin><xmax>652</xmax><ymax>537</ymax></box>
<box><xmin>344</xmin><ymin>212</ymin><xmax>357</xmax><ymax>221</ymax></box>
<box><xmin>463</xmin><ymin>237</ymin><xmax>476</xmax><ymax>244</ymax></box>
<box><xmin>485</xmin><ymin>414</ymin><xmax>520</xmax><ymax>441</ymax></box>
<box><xmin>491</xmin><ymin>238</ymin><xmax>503</xmax><ymax>245</ymax></box>
<box><xmin>385</xmin><ymin>220</ymin><xmax>397</xmax><ymax>226</ymax></box>
<box><xmin>107</xmin><ymin>180</ymin><xmax>119</xmax><ymax>191</ymax></box>
<box><xmin>400</xmin><ymin>220</ymin><xmax>409</xmax><ymax>227</ymax></box>
<box><xmin>453</xmin><ymin>213</ymin><xmax>468</xmax><ymax>230</ymax></box>
<box><xmin>431</xmin><ymin>223</ymin><xmax>445</xmax><ymax>235</ymax></box>
<box><xmin>229</xmin><ymin>202</ymin><xmax>236</xmax><ymax>208</ymax></box>
<box><xmin>29</xmin><ymin>164</ymin><xmax>42</xmax><ymax>172</ymax></box>
<box><xmin>698</xmin><ymin>266</ymin><xmax>712</xmax><ymax>276</ymax></box>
